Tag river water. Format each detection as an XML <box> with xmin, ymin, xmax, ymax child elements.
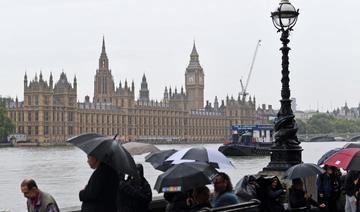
<box><xmin>0</xmin><ymin>142</ymin><xmax>350</xmax><ymax>211</ymax></box>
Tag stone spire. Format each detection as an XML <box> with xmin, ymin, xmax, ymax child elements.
<box><xmin>49</xmin><ymin>72</ymin><xmax>53</xmax><ymax>88</ymax></box>
<box><xmin>131</xmin><ymin>80</ymin><xmax>135</xmax><ymax>93</ymax></box>
<box><xmin>214</xmin><ymin>96</ymin><xmax>219</xmax><ymax>110</ymax></box>
<box><xmin>73</xmin><ymin>75</ymin><xmax>77</xmax><ymax>90</ymax></box>
<box><xmin>24</xmin><ymin>72</ymin><xmax>28</xmax><ymax>87</ymax></box>
<box><xmin>99</xmin><ymin>36</ymin><xmax>109</xmax><ymax>70</ymax></box>
<box><xmin>139</xmin><ymin>74</ymin><xmax>149</xmax><ymax>101</ymax></box>
<box><xmin>102</xmin><ymin>36</ymin><xmax>106</xmax><ymax>54</ymax></box>
<box><xmin>188</xmin><ymin>41</ymin><xmax>201</xmax><ymax>67</ymax></box>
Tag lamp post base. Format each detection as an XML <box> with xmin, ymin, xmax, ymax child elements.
<box><xmin>262</xmin><ymin>147</ymin><xmax>302</xmax><ymax>172</ymax></box>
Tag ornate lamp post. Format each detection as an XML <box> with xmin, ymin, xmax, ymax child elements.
<box><xmin>264</xmin><ymin>0</ymin><xmax>302</xmax><ymax>172</ymax></box>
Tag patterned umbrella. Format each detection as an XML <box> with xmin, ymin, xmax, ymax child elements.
<box><xmin>324</xmin><ymin>148</ymin><xmax>360</xmax><ymax>170</ymax></box>
<box><xmin>165</xmin><ymin>147</ymin><xmax>235</xmax><ymax>169</ymax></box>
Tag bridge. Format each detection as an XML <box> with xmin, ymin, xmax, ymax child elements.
<box><xmin>298</xmin><ymin>132</ymin><xmax>360</xmax><ymax>142</ymax></box>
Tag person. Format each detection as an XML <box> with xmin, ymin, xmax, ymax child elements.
<box><xmin>317</xmin><ymin>165</ymin><xmax>337</xmax><ymax>212</ymax></box>
<box><xmin>79</xmin><ymin>154</ymin><xmax>119</xmax><ymax>212</ymax></box>
<box><xmin>234</xmin><ymin>175</ymin><xmax>258</xmax><ymax>202</ymax></box>
<box><xmin>264</xmin><ymin>176</ymin><xmax>286</xmax><ymax>212</ymax></box>
<box><xmin>289</xmin><ymin>178</ymin><xmax>326</xmax><ymax>212</ymax></box>
<box><xmin>190</xmin><ymin>186</ymin><xmax>212</xmax><ymax>212</ymax></box>
<box><xmin>164</xmin><ymin>191</ymin><xmax>190</xmax><ymax>212</ymax></box>
<box><xmin>211</xmin><ymin>172</ymin><xmax>240</xmax><ymax>208</ymax></box>
<box><xmin>344</xmin><ymin>171</ymin><xmax>359</xmax><ymax>212</ymax></box>
<box><xmin>117</xmin><ymin>163</ymin><xmax>152</xmax><ymax>212</ymax></box>
<box><xmin>20</xmin><ymin>179</ymin><xmax>59</xmax><ymax>212</ymax></box>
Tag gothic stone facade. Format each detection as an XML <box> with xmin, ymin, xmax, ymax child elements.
<box><xmin>6</xmin><ymin>39</ymin><xmax>256</xmax><ymax>143</ymax></box>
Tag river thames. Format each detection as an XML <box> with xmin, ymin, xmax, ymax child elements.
<box><xmin>0</xmin><ymin>142</ymin><xmax>351</xmax><ymax>211</ymax></box>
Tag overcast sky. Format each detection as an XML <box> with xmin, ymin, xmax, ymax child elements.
<box><xmin>0</xmin><ymin>0</ymin><xmax>359</xmax><ymax>111</ymax></box>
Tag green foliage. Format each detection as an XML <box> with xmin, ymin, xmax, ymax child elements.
<box><xmin>0</xmin><ymin>106</ymin><xmax>15</xmax><ymax>142</ymax></box>
<box><xmin>296</xmin><ymin>113</ymin><xmax>360</xmax><ymax>134</ymax></box>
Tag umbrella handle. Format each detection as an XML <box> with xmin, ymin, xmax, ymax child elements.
<box><xmin>303</xmin><ymin>177</ymin><xmax>307</xmax><ymax>192</ymax></box>
<box><xmin>113</xmin><ymin>134</ymin><xmax>118</xmax><ymax>140</ymax></box>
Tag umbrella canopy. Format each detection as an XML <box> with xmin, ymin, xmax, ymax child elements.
<box><xmin>67</xmin><ymin>133</ymin><xmax>138</xmax><ymax>177</ymax></box>
<box><xmin>284</xmin><ymin>163</ymin><xmax>324</xmax><ymax>179</ymax></box>
<box><xmin>154</xmin><ymin>162</ymin><xmax>218</xmax><ymax>193</ymax></box>
<box><xmin>122</xmin><ymin>142</ymin><xmax>160</xmax><ymax>155</ymax></box>
<box><xmin>317</xmin><ymin>143</ymin><xmax>360</xmax><ymax>166</ymax></box>
<box><xmin>145</xmin><ymin>149</ymin><xmax>177</xmax><ymax>171</ymax></box>
<box><xmin>165</xmin><ymin>147</ymin><xmax>234</xmax><ymax>169</ymax></box>
<box><xmin>324</xmin><ymin>148</ymin><xmax>360</xmax><ymax>170</ymax></box>
<box><xmin>317</xmin><ymin>148</ymin><xmax>342</xmax><ymax>165</ymax></box>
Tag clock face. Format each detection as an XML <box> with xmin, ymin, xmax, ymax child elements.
<box><xmin>187</xmin><ymin>74</ymin><xmax>195</xmax><ymax>84</ymax></box>
<box><xmin>199</xmin><ymin>76</ymin><xmax>203</xmax><ymax>84</ymax></box>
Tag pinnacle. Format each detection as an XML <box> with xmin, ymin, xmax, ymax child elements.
<box><xmin>191</xmin><ymin>41</ymin><xmax>198</xmax><ymax>56</ymax></box>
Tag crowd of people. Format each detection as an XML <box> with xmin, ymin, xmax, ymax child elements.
<box><xmin>19</xmin><ymin>154</ymin><xmax>360</xmax><ymax>212</ymax></box>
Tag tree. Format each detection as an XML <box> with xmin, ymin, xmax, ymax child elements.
<box><xmin>295</xmin><ymin>118</ymin><xmax>307</xmax><ymax>134</ymax></box>
<box><xmin>0</xmin><ymin>106</ymin><xmax>15</xmax><ymax>142</ymax></box>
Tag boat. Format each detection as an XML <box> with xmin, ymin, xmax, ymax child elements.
<box><xmin>218</xmin><ymin>124</ymin><xmax>274</xmax><ymax>156</ymax></box>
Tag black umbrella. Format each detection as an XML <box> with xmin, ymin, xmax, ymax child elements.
<box><xmin>284</xmin><ymin>163</ymin><xmax>324</xmax><ymax>180</ymax></box>
<box><xmin>67</xmin><ymin>133</ymin><xmax>138</xmax><ymax>177</ymax></box>
<box><xmin>343</xmin><ymin>143</ymin><xmax>360</xmax><ymax>149</ymax></box>
<box><xmin>145</xmin><ymin>149</ymin><xmax>177</xmax><ymax>171</ymax></box>
<box><xmin>154</xmin><ymin>162</ymin><xmax>218</xmax><ymax>193</ymax></box>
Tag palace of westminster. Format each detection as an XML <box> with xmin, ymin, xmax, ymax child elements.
<box><xmin>5</xmin><ymin>38</ymin><xmax>269</xmax><ymax>143</ymax></box>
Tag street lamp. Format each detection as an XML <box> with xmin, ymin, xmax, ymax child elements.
<box><xmin>264</xmin><ymin>0</ymin><xmax>302</xmax><ymax>172</ymax></box>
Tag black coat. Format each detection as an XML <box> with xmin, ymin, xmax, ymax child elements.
<box><xmin>265</xmin><ymin>186</ymin><xmax>285</xmax><ymax>212</ymax></box>
<box><xmin>117</xmin><ymin>177</ymin><xmax>152</xmax><ymax>212</ymax></box>
<box><xmin>79</xmin><ymin>163</ymin><xmax>119</xmax><ymax>212</ymax></box>
<box><xmin>289</xmin><ymin>188</ymin><xmax>318</xmax><ymax>209</ymax></box>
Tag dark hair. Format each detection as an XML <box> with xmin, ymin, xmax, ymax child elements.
<box><xmin>217</xmin><ymin>172</ymin><xmax>233</xmax><ymax>192</ymax></box>
<box><xmin>291</xmin><ymin>178</ymin><xmax>303</xmax><ymax>190</ymax></box>
<box><xmin>193</xmin><ymin>186</ymin><xmax>210</xmax><ymax>197</ymax></box>
<box><xmin>21</xmin><ymin>179</ymin><xmax>38</xmax><ymax>190</ymax></box>
<box><xmin>193</xmin><ymin>186</ymin><xmax>210</xmax><ymax>203</ymax></box>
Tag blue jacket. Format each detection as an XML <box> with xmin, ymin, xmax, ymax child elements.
<box><xmin>211</xmin><ymin>192</ymin><xmax>240</xmax><ymax>208</ymax></box>
<box><xmin>316</xmin><ymin>173</ymin><xmax>332</xmax><ymax>196</ymax></box>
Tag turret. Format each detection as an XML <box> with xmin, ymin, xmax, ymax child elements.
<box><xmin>124</xmin><ymin>80</ymin><xmax>128</xmax><ymax>89</ymax></box>
<box><xmin>73</xmin><ymin>75</ymin><xmax>77</xmax><ymax>90</ymax></box>
<box><xmin>139</xmin><ymin>74</ymin><xmax>149</xmax><ymax>101</ymax></box>
<box><xmin>214</xmin><ymin>96</ymin><xmax>219</xmax><ymax>110</ymax></box>
<box><xmin>131</xmin><ymin>80</ymin><xmax>135</xmax><ymax>93</ymax></box>
<box><xmin>49</xmin><ymin>72</ymin><xmax>53</xmax><ymax>88</ymax></box>
<box><xmin>163</xmin><ymin>86</ymin><xmax>169</xmax><ymax>102</ymax></box>
<box><xmin>24</xmin><ymin>72</ymin><xmax>28</xmax><ymax>88</ymax></box>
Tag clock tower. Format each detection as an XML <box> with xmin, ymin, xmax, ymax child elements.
<box><xmin>185</xmin><ymin>42</ymin><xmax>204</xmax><ymax>110</ymax></box>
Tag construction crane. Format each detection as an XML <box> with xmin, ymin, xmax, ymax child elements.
<box><xmin>240</xmin><ymin>39</ymin><xmax>261</xmax><ymax>100</ymax></box>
